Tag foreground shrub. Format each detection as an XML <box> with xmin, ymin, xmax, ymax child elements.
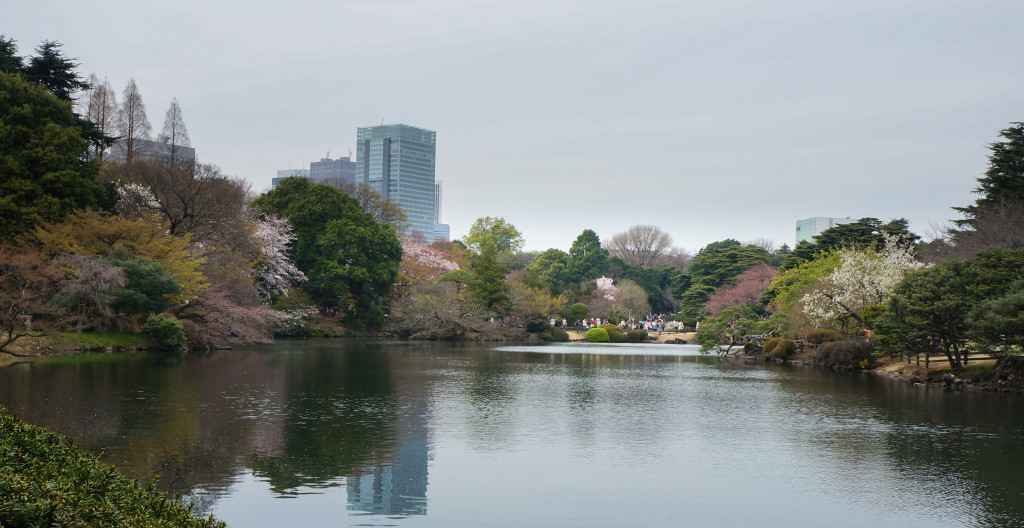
<box><xmin>626</xmin><ymin>330</ymin><xmax>648</xmax><ymax>343</ymax></box>
<box><xmin>144</xmin><ymin>314</ymin><xmax>187</xmax><ymax>350</ymax></box>
<box><xmin>541</xmin><ymin>327</ymin><xmax>569</xmax><ymax>342</ymax></box>
<box><xmin>0</xmin><ymin>406</ymin><xmax>225</xmax><ymax>528</ymax></box>
<box><xmin>762</xmin><ymin>337</ymin><xmax>782</xmax><ymax>356</ymax></box>
<box><xmin>816</xmin><ymin>339</ymin><xmax>875</xmax><ymax>369</ymax></box>
<box><xmin>586</xmin><ymin>328</ymin><xmax>610</xmax><ymax>342</ymax></box>
<box><xmin>805</xmin><ymin>328</ymin><xmax>843</xmax><ymax>345</ymax></box>
<box><xmin>767</xmin><ymin>339</ymin><xmax>797</xmax><ymax>360</ymax></box>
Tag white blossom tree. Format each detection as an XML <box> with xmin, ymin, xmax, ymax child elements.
<box><xmin>801</xmin><ymin>235</ymin><xmax>923</xmax><ymax>327</ymax></box>
<box><xmin>595</xmin><ymin>276</ymin><xmax>617</xmax><ymax>301</ymax></box>
<box><xmin>252</xmin><ymin>214</ymin><xmax>306</xmax><ymax>298</ymax></box>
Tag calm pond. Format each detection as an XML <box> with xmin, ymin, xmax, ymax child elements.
<box><xmin>2</xmin><ymin>340</ymin><xmax>1023</xmax><ymax>527</ymax></box>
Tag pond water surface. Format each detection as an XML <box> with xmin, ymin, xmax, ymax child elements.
<box><xmin>1</xmin><ymin>340</ymin><xmax>1023</xmax><ymax>527</ymax></box>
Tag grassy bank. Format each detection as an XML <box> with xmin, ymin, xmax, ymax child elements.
<box><xmin>0</xmin><ymin>406</ymin><xmax>226</xmax><ymax>528</ymax></box>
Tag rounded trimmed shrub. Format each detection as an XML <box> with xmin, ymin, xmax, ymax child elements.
<box><xmin>762</xmin><ymin>337</ymin><xmax>782</xmax><ymax>356</ymax></box>
<box><xmin>526</xmin><ymin>319</ymin><xmax>550</xmax><ymax>333</ymax></box>
<box><xmin>816</xmin><ymin>339</ymin><xmax>875</xmax><ymax>369</ymax></box>
<box><xmin>599</xmin><ymin>324</ymin><xmax>627</xmax><ymax>343</ymax></box>
<box><xmin>586</xmin><ymin>327</ymin><xmax>610</xmax><ymax>342</ymax></box>
<box><xmin>767</xmin><ymin>338</ymin><xmax>797</xmax><ymax>359</ymax></box>
<box><xmin>805</xmin><ymin>328</ymin><xmax>843</xmax><ymax>345</ymax></box>
<box><xmin>542</xmin><ymin>327</ymin><xmax>570</xmax><ymax>342</ymax></box>
<box><xmin>626</xmin><ymin>330</ymin><xmax>648</xmax><ymax>343</ymax></box>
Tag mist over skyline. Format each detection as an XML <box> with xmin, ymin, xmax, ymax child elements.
<box><xmin>4</xmin><ymin>0</ymin><xmax>1021</xmax><ymax>253</ymax></box>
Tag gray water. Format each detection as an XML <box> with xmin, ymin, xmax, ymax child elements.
<box><xmin>1</xmin><ymin>340</ymin><xmax>1022</xmax><ymax>527</ymax></box>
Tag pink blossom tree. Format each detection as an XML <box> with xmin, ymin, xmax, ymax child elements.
<box><xmin>704</xmin><ymin>264</ymin><xmax>778</xmax><ymax>317</ymax></box>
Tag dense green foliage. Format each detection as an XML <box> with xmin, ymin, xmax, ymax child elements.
<box><xmin>464</xmin><ymin>216</ymin><xmax>524</xmax><ymax>258</ymax></box>
<box><xmin>585</xmin><ymin>327</ymin><xmax>610</xmax><ymax>342</ymax></box>
<box><xmin>253</xmin><ymin>178</ymin><xmax>401</xmax><ymax>329</ymax></box>
<box><xmin>468</xmin><ymin>239</ymin><xmax>509</xmax><ymax>312</ymax></box>
<box><xmin>144</xmin><ymin>314</ymin><xmax>187</xmax><ymax>349</ymax></box>
<box><xmin>954</xmin><ymin>122</ymin><xmax>1024</xmax><ymax>227</ymax></box>
<box><xmin>0</xmin><ymin>406</ymin><xmax>225</xmax><ymax>527</ymax></box>
<box><xmin>679</xmin><ymin>240</ymin><xmax>770</xmax><ymax>318</ymax></box>
<box><xmin>0</xmin><ymin>72</ymin><xmax>105</xmax><ymax>238</ymax></box>
<box><xmin>102</xmin><ymin>247</ymin><xmax>180</xmax><ymax>316</ymax></box>
<box><xmin>568</xmin><ymin>229</ymin><xmax>610</xmax><ymax>282</ymax></box>
<box><xmin>874</xmin><ymin>249</ymin><xmax>1024</xmax><ymax>370</ymax></box>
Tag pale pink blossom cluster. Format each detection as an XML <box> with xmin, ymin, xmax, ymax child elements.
<box><xmin>253</xmin><ymin>214</ymin><xmax>306</xmax><ymax>297</ymax></box>
<box><xmin>595</xmin><ymin>276</ymin><xmax>617</xmax><ymax>301</ymax></box>
<box><xmin>400</xmin><ymin>236</ymin><xmax>459</xmax><ymax>274</ymax></box>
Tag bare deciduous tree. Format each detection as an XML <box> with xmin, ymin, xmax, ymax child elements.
<box><xmin>115</xmin><ymin>78</ymin><xmax>151</xmax><ymax>166</ymax></box>
<box><xmin>79</xmin><ymin>74</ymin><xmax>118</xmax><ymax>160</ymax></box>
<box><xmin>157</xmin><ymin>97</ymin><xmax>192</xmax><ymax>170</ymax></box>
<box><xmin>606</xmin><ymin>225</ymin><xmax>673</xmax><ymax>267</ymax></box>
<box><xmin>320</xmin><ymin>179</ymin><xmax>409</xmax><ymax>231</ymax></box>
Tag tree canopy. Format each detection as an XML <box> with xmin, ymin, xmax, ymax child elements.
<box><xmin>0</xmin><ymin>72</ymin><xmax>105</xmax><ymax>239</ymax></box>
<box><xmin>954</xmin><ymin>122</ymin><xmax>1024</xmax><ymax>227</ymax></box>
<box><xmin>464</xmin><ymin>216</ymin><xmax>524</xmax><ymax>257</ymax></box>
<box><xmin>252</xmin><ymin>177</ymin><xmax>402</xmax><ymax>329</ymax></box>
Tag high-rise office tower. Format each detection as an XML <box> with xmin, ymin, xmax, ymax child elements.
<box><xmin>310</xmin><ymin>156</ymin><xmax>356</xmax><ymax>186</ymax></box>
<box><xmin>357</xmin><ymin>124</ymin><xmax>436</xmax><ymax>240</ymax></box>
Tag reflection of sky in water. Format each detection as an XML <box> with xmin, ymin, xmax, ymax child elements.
<box><xmin>495</xmin><ymin>343</ymin><xmax>706</xmax><ymax>356</ymax></box>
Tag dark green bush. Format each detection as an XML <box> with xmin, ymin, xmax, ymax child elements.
<box><xmin>816</xmin><ymin>339</ymin><xmax>875</xmax><ymax>369</ymax></box>
<box><xmin>526</xmin><ymin>319</ymin><xmax>551</xmax><ymax>333</ymax></box>
<box><xmin>762</xmin><ymin>337</ymin><xmax>782</xmax><ymax>355</ymax></box>
<box><xmin>626</xmin><ymin>330</ymin><xmax>648</xmax><ymax>343</ymax></box>
<box><xmin>586</xmin><ymin>328</ymin><xmax>610</xmax><ymax>342</ymax></box>
<box><xmin>805</xmin><ymin>328</ymin><xmax>843</xmax><ymax>345</ymax></box>
<box><xmin>0</xmin><ymin>406</ymin><xmax>225</xmax><ymax>528</ymax></box>
<box><xmin>541</xmin><ymin>327</ymin><xmax>570</xmax><ymax>342</ymax></box>
<box><xmin>144</xmin><ymin>314</ymin><xmax>187</xmax><ymax>350</ymax></box>
<box><xmin>599</xmin><ymin>324</ymin><xmax>627</xmax><ymax>343</ymax></box>
<box><xmin>767</xmin><ymin>339</ymin><xmax>797</xmax><ymax>359</ymax></box>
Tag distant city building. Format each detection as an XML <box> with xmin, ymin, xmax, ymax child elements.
<box><xmin>433</xmin><ymin>223</ymin><xmax>450</xmax><ymax>242</ymax></box>
<box><xmin>434</xmin><ymin>181</ymin><xmax>443</xmax><ymax>224</ymax></box>
<box><xmin>272</xmin><ymin>168</ymin><xmax>310</xmax><ymax>189</ymax></box>
<box><xmin>310</xmin><ymin>156</ymin><xmax>356</xmax><ymax>186</ymax></box>
<box><xmin>108</xmin><ymin>138</ymin><xmax>196</xmax><ymax>167</ymax></box>
<box><xmin>795</xmin><ymin>217</ymin><xmax>857</xmax><ymax>244</ymax></box>
<box><xmin>357</xmin><ymin>124</ymin><xmax>436</xmax><ymax>241</ymax></box>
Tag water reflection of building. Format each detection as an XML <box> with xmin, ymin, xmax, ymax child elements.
<box><xmin>346</xmin><ymin>377</ymin><xmax>429</xmax><ymax>516</ymax></box>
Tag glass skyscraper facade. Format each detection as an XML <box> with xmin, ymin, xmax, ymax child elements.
<box><xmin>357</xmin><ymin>124</ymin><xmax>436</xmax><ymax>240</ymax></box>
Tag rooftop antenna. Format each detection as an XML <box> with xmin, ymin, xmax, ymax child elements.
<box><xmin>326</xmin><ymin>148</ymin><xmax>330</xmax><ymax>159</ymax></box>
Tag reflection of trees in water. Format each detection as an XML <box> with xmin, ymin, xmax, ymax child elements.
<box><xmin>249</xmin><ymin>346</ymin><xmax>399</xmax><ymax>492</ymax></box>
<box><xmin>775</xmin><ymin>367</ymin><xmax>1024</xmax><ymax>526</ymax></box>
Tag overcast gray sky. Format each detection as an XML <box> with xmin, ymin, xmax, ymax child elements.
<box><xmin>5</xmin><ymin>0</ymin><xmax>1021</xmax><ymax>253</ymax></box>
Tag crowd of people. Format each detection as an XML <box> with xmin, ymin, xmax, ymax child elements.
<box><xmin>558</xmin><ymin>314</ymin><xmax>685</xmax><ymax>333</ymax></box>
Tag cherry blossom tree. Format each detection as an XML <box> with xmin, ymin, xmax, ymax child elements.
<box><xmin>801</xmin><ymin>235</ymin><xmax>923</xmax><ymax>327</ymax></box>
<box><xmin>705</xmin><ymin>264</ymin><xmax>778</xmax><ymax>317</ymax></box>
<box><xmin>595</xmin><ymin>276</ymin><xmax>616</xmax><ymax>301</ymax></box>
<box><xmin>393</xmin><ymin>236</ymin><xmax>459</xmax><ymax>297</ymax></box>
<box><xmin>252</xmin><ymin>214</ymin><xmax>306</xmax><ymax>298</ymax></box>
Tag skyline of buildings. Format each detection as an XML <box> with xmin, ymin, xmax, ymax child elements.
<box><xmin>275</xmin><ymin>123</ymin><xmax>445</xmax><ymax>242</ymax></box>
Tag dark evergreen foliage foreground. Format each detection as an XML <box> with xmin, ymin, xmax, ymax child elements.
<box><xmin>0</xmin><ymin>406</ymin><xmax>226</xmax><ymax>528</ymax></box>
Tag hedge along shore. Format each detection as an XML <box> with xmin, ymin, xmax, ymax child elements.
<box><xmin>0</xmin><ymin>406</ymin><xmax>227</xmax><ymax>528</ymax></box>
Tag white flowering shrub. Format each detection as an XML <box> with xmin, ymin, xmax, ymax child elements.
<box><xmin>801</xmin><ymin>235</ymin><xmax>923</xmax><ymax>326</ymax></box>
